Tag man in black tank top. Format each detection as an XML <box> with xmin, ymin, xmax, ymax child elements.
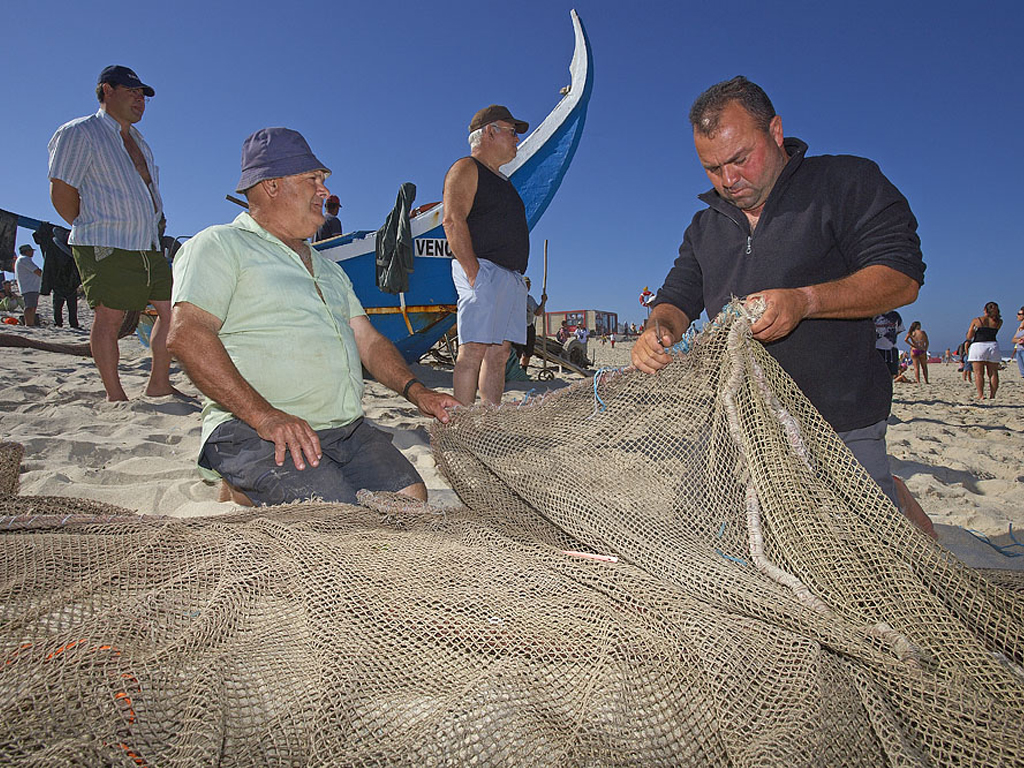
<box><xmin>443</xmin><ymin>105</ymin><xmax>531</xmax><ymax>405</ymax></box>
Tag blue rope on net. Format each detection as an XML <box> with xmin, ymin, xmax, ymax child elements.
<box><xmin>588</xmin><ymin>366</ymin><xmax>626</xmax><ymax>418</ymax></box>
<box><xmin>965</xmin><ymin>524</ymin><xmax>1024</xmax><ymax>558</ymax></box>
<box><xmin>517</xmin><ymin>389</ymin><xmax>537</xmax><ymax>407</ymax></box>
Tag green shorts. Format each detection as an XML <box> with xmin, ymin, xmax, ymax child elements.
<box><xmin>72</xmin><ymin>245</ymin><xmax>172</xmax><ymax>311</ymax></box>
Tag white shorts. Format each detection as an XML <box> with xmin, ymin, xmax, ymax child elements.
<box><xmin>453</xmin><ymin>259</ymin><xmax>527</xmax><ymax>345</ymax></box>
<box><xmin>967</xmin><ymin>341</ymin><xmax>1000</xmax><ymax>363</ymax></box>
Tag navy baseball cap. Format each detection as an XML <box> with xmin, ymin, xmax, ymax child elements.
<box><xmin>98</xmin><ymin>65</ymin><xmax>155</xmax><ymax>97</ymax></box>
<box><xmin>236</xmin><ymin>127</ymin><xmax>331</xmax><ymax>193</ymax></box>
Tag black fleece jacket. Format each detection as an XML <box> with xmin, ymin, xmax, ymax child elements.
<box><xmin>654</xmin><ymin>138</ymin><xmax>925</xmax><ymax>432</ymax></box>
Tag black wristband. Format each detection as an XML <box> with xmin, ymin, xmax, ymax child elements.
<box><xmin>402</xmin><ymin>377</ymin><xmax>421</xmax><ymax>400</ymax></box>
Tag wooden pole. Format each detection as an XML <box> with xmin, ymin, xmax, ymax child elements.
<box><xmin>542</xmin><ymin>239</ymin><xmax>549</xmax><ymax>378</ymax></box>
<box><xmin>543</xmin><ymin>239</ymin><xmax>548</xmax><ymax>294</ymax></box>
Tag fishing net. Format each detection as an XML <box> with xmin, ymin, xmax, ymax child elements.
<box><xmin>2</xmin><ymin>304</ymin><xmax>1023</xmax><ymax>766</ymax></box>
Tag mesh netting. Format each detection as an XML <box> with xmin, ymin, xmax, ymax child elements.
<box><xmin>2</xmin><ymin>306</ymin><xmax>1023</xmax><ymax>766</ymax></box>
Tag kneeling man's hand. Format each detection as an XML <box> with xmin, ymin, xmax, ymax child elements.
<box><xmin>408</xmin><ymin>385</ymin><xmax>460</xmax><ymax>424</ymax></box>
<box><xmin>254</xmin><ymin>408</ymin><xmax>323</xmax><ymax>470</ymax></box>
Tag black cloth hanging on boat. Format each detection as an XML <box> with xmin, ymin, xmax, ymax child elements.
<box><xmin>375</xmin><ymin>182</ymin><xmax>416</xmax><ymax>295</ymax></box>
<box><xmin>0</xmin><ymin>209</ymin><xmax>17</xmax><ymax>273</ymax></box>
<box><xmin>34</xmin><ymin>222</ymin><xmax>81</xmax><ymax>296</ymax></box>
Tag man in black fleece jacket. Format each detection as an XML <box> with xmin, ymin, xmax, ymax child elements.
<box><xmin>633</xmin><ymin>76</ymin><xmax>930</xmax><ymax>533</ymax></box>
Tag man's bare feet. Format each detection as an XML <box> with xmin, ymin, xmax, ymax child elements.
<box><xmin>145</xmin><ymin>385</ymin><xmax>195</xmax><ymax>399</ymax></box>
<box><xmin>219</xmin><ymin>480</ymin><xmax>254</xmax><ymax>506</ymax></box>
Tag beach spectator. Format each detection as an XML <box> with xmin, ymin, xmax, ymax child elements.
<box><xmin>513</xmin><ymin>276</ymin><xmax>546</xmax><ymax>373</ymax></box>
<box><xmin>903</xmin><ymin>321</ymin><xmax>929</xmax><ymax>384</ymax></box>
<box><xmin>167</xmin><ymin>127</ymin><xmax>458</xmax><ymax>506</ymax></box>
<box><xmin>575</xmin><ymin>325</ymin><xmax>589</xmax><ymax>343</ymax></box>
<box><xmin>443</xmin><ymin>105</ymin><xmax>531</xmax><ymax>405</ymax></box>
<box><xmin>966</xmin><ymin>302</ymin><xmax>1003</xmax><ymax>400</ymax></box>
<box><xmin>1012</xmin><ymin>306</ymin><xmax>1024</xmax><ymax>379</ymax></box>
<box><xmin>0</xmin><ymin>280</ymin><xmax>24</xmax><ymax>312</ymax></box>
<box><xmin>14</xmin><ymin>245</ymin><xmax>42</xmax><ymax>327</ymax></box>
<box><xmin>873</xmin><ymin>310</ymin><xmax>903</xmax><ymax>378</ymax></box>
<box><xmin>957</xmin><ymin>340</ymin><xmax>972</xmax><ymax>382</ymax></box>
<box><xmin>610</xmin><ymin>331</ymin><xmax>616</xmax><ymax>348</ymax></box>
<box><xmin>48</xmin><ymin>65</ymin><xmax>179</xmax><ymax>401</ymax></box>
<box><xmin>314</xmin><ymin>194</ymin><xmax>343</xmax><ymax>242</ymax></box>
<box><xmin>943</xmin><ymin>348</ymin><xmax>952</xmax><ymax>364</ymax></box>
<box><xmin>633</xmin><ymin>76</ymin><xmax>928</xmax><ymax>532</ymax></box>
<box><xmin>34</xmin><ymin>223</ymin><xmax>81</xmax><ymax>329</ymax></box>
<box><xmin>557</xmin><ymin>320</ymin><xmax>570</xmax><ymax>343</ymax></box>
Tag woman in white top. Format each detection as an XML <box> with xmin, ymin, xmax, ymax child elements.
<box><xmin>966</xmin><ymin>302</ymin><xmax>1003</xmax><ymax>400</ymax></box>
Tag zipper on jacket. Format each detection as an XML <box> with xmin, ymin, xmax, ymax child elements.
<box><xmin>746</xmin><ymin>236</ymin><xmax>752</xmax><ymax>255</ymax></box>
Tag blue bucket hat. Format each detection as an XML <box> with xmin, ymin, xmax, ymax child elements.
<box><xmin>98</xmin><ymin>65</ymin><xmax>155</xmax><ymax>97</ymax></box>
<box><xmin>236</xmin><ymin>127</ymin><xmax>331</xmax><ymax>194</ymax></box>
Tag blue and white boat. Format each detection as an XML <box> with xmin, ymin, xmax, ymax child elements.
<box><xmin>313</xmin><ymin>9</ymin><xmax>593</xmax><ymax>362</ymax></box>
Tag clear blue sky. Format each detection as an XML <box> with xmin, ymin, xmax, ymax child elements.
<box><xmin>3</xmin><ymin>0</ymin><xmax>1022</xmax><ymax>354</ymax></box>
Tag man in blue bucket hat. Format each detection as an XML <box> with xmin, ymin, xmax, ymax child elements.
<box><xmin>168</xmin><ymin>127</ymin><xmax>458</xmax><ymax>506</ymax></box>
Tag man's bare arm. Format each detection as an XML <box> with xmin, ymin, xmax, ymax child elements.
<box><xmin>748</xmin><ymin>265</ymin><xmax>920</xmax><ymax>343</ymax></box>
<box><xmin>349</xmin><ymin>315</ymin><xmax>458</xmax><ymax>422</ymax></box>
<box><xmin>167</xmin><ymin>301</ymin><xmax>322</xmax><ymax>470</ymax></box>
<box><xmin>631</xmin><ymin>302</ymin><xmax>691</xmax><ymax>374</ymax></box>
<box><xmin>49</xmin><ymin>179</ymin><xmax>80</xmax><ymax>226</ymax></box>
<box><xmin>441</xmin><ymin>158</ymin><xmax>481</xmax><ymax>285</ymax></box>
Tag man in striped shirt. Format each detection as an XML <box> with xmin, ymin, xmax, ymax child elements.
<box><xmin>48</xmin><ymin>65</ymin><xmax>180</xmax><ymax>401</ymax></box>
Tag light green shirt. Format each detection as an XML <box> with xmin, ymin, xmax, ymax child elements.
<box><xmin>172</xmin><ymin>212</ymin><xmax>367</xmax><ymax>459</ymax></box>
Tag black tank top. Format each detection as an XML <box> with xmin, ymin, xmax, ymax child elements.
<box><xmin>466</xmin><ymin>158</ymin><xmax>529</xmax><ymax>273</ymax></box>
<box><xmin>973</xmin><ymin>325</ymin><xmax>998</xmax><ymax>342</ymax></box>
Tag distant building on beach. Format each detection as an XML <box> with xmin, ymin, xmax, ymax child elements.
<box><xmin>542</xmin><ymin>309</ymin><xmax>619</xmax><ymax>337</ymax></box>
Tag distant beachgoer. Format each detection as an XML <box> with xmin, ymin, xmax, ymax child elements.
<box><xmin>167</xmin><ymin>127</ymin><xmax>458</xmax><ymax>506</ymax></box>
<box><xmin>0</xmin><ymin>280</ymin><xmax>24</xmax><ymax>312</ymax></box>
<box><xmin>610</xmin><ymin>331</ymin><xmax>616</xmax><ymax>348</ymax></box>
<box><xmin>314</xmin><ymin>194</ymin><xmax>343</xmax><ymax>242</ymax></box>
<box><xmin>48</xmin><ymin>65</ymin><xmax>179</xmax><ymax>401</ymax></box>
<box><xmin>943</xmin><ymin>347</ymin><xmax>952</xmax><ymax>364</ymax></box>
<box><xmin>14</xmin><ymin>245</ymin><xmax>42</xmax><ymax>327</ymax></box>
<box><xmin>873</xmin><ymin>310</ymin><xmax>903</xmax><ymax>378</ymax></box>
<box><xmin>512</xmin><ymin>276</ymin><xmax>546</xmax><ymax>373</ymax></box>
<box><xmin>34</xmin><ymin>223</ymin><xmax>81</xmax><ymax>329</ymax></box>
<box><xmin>957</xmin><ymin>340</ymin><xmax>972</xmax><ymax>382</ymax></box>
<box><xmin>1012</xmin><ymin>306</ymin><xmax>1024</xmax><ymax>378</ymax></box>
<box><xmin>903</xmin><ymin>321</ymin><xmax>929</xmax><ymax>384</ymax></box>
<box><xmin>967</xmin><ymin>302</ymin><xmax>1003</xmax><ymax>399</ymax></box>
<box><xmin>443</xmin><ymin>104</ymin><xmax>531</xmax><ymax>405</ymax></box>
<box><xmin>575</xmin><ymin>326</ymin><xmax>589</xmax><ymax>343</ymax></box>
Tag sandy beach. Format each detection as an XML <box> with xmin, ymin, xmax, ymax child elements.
<box><xmin>2</xmin><ymin>299</ymin><xmax>1022</xmax><ymax>558</ymax></box>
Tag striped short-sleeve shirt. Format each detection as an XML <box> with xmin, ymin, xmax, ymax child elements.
<box><xmin>48</xmin><ymin>109</ymin><xmax>163</xmax><ymax>251</ymax></box>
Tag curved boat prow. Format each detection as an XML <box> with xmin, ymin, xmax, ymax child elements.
<box><xmin>503</xmin><ymin>9</ymin><xmax>593</xmax><ymax>228</ymax></box>
<box><xmin>406</xmin><ymin>9</ymin><xmax>593</xmax><ymax>237</ymax></box>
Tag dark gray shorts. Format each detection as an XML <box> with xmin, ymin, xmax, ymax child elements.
<box><xmin>837</xmin><ymin>419</ymin><xmax>898</xmax><ymax>507</ymax></box>
<box><xmin>200</xmin><ymin>417</ymin><xmax>422</xmax><ymax>506</ymax></box>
